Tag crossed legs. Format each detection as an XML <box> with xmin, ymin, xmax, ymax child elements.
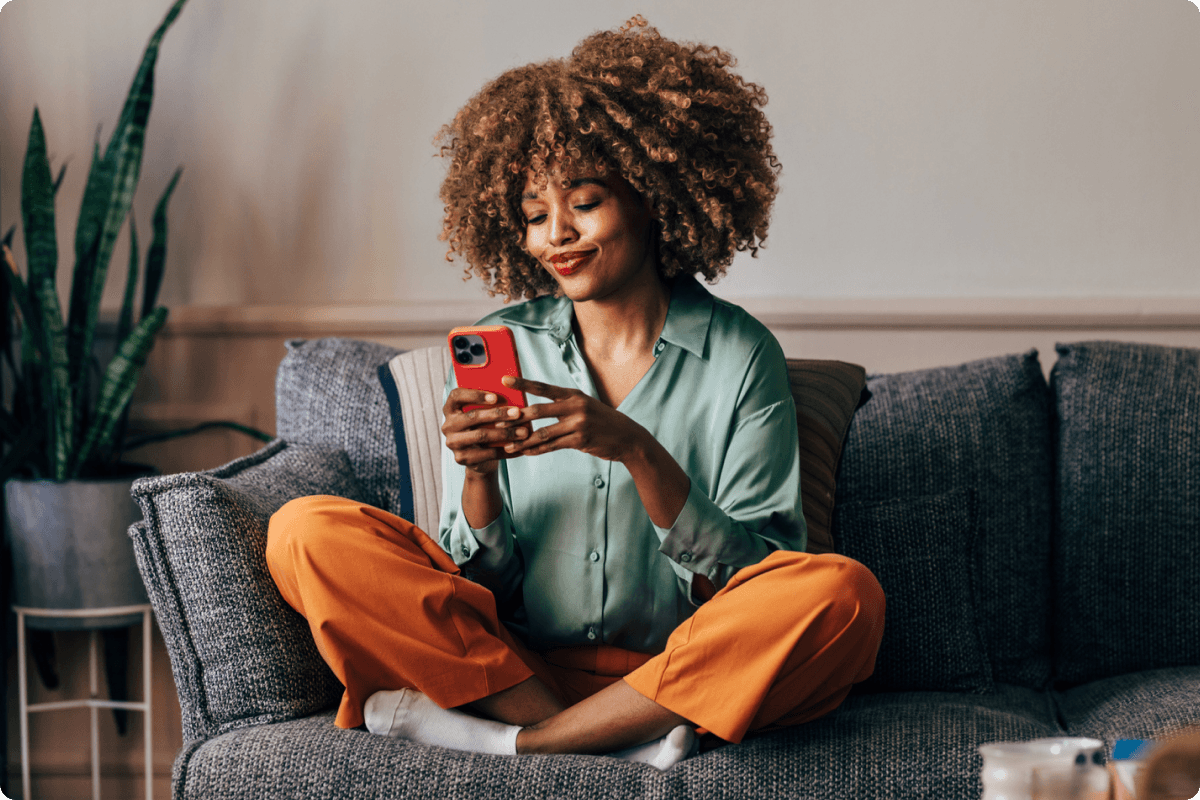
<box><xmin>265</xmin><ymin>496</ymin><xmax>885</xmax><ymax>759</ymax></box>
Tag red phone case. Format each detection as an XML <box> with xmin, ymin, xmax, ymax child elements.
<box><xmin>448</xmin><ymin>325</ymin><xmax>527</xmax><ymax>412</ymax></box>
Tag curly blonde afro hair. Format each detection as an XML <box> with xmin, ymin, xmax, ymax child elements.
<box><xmin>436</xmin><ymin>16</ymin><xmax>781</xmax><ymax>301</ymax></box>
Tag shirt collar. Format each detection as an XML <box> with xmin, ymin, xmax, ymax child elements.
<box><xmin>494</xmin><ymin>274</ymin><xmax>714</xmax><ymax>359</ymax></box>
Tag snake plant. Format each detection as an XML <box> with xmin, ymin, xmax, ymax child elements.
<box><xmin>0</xmin><ymin>0</ymin><xmax>191</xmax><ymax>481</ymax></box>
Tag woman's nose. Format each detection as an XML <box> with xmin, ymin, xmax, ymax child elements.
<box><xmin>548</xmin><ymin>208</ymin><xmax>578</xmax><ymax>246</ymax></box>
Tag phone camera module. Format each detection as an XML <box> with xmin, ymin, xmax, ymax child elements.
<box><xmin>452</xmin><ymin>333</ymin><xmax>488</xmax><ymax>366</ymax></box>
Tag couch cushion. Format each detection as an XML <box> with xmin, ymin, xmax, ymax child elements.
<box><xmin>837</xmin><ymin>488</ymin><xmax>991</xmax><ymax>693</ymax></box>
<box><xmin>833</xmin><ymin>351</ymin><xmax>1054</xmax><ymax>690</ymax></box>
<box><xmin>175</xmin><ymin>712</ymin><xmax>673</xmax><ymax>800</ymax></box>
<box><xmin>275</xmin><ymin>338</ymin><xmax>405</xmax><ymax>516</ymax></box>
<box><xmin>131</xmin><ymin>440</ymin><xmax>361</xmax><ymax>742</ymax></box>
<box><xmin>1052</xmin><ymin>341</ymin><xmax>1200</xmax><ymax>686</ymax></box>
<box><xmin>739</xmin><ymin>685</ymin><xmax>1060</xmax><ymax>800</ymax></box>
<box><xmin>174</xmin><ymin>687</ymin><xmax>1056</xmax><ymax>800</ymax></box>
<box><xmin>1054</xmin><ymin>667</ymin><xmax>1200</xmax><ymax>749</ymax></box>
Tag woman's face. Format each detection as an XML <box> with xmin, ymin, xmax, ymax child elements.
<box><xmin>520</xmin><ymin>169</ymin><xmax>657</xmax><ymax>303</ymax></box>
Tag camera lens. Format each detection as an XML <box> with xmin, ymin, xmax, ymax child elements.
<box><xmin>452</xmin><ymin>336</ymin><xmax>468</xmax><ymax>350</ymax></box>
<box><xmin>470</xmin><ymin>344</ymin><xmax>485</xmax><ymax>357</ymax></box>
<box><xmin>455</xmin><ymin>351</ymin><xmax>472</xmax><ymax>364</ymax></box>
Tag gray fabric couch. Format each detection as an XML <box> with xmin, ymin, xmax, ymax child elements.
<box><xmin>129</xmin><ymin>337</ymin><xmax>1200</xmax><ymax>799</ymax></box>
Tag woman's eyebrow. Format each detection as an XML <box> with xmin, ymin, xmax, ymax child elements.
<box><xmin>521</xmin><ymin>177</ymin><xmax>607</xmax><ymax>201</ymax></box>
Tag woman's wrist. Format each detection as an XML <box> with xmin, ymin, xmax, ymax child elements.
<box><xmin>462</xmin><ymin>468</ymin><xmax>503</xmax><ymax>530</ymax></box>
<box><xmin>621</xmin><ymin>428</ymin><xmax>690</xmax><ymax>530</ymax></box>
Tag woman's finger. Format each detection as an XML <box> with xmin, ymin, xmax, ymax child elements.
<box><xmin>503</xmin><ymin>420</ymin><xmax>571</xmax><ymax>454</ymax></box>
<box><xmin>445</xmin><ymin>388</ymin><xmax>501</xmax><ymax>413</ymax></box>
<box><xmin>502</xmin><ymin>375</ymin><xmax>574</xmax><ymax>400</ymax></box>
<box><xmin>443</xmin><ymin>402</ymin><xmax>518</xmax><ymax>434</ymax></box>
<box><xmin>446</xmin><ymin>423</ymin><xmax>530</xmax><ymax>449</ymax></box>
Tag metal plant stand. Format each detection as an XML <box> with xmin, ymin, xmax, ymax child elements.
<box><xmin>14</xmin><ymin>604</ymin><xmax>153</xmax><ymax>800</ymax></box>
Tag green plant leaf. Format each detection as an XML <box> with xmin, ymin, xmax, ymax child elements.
<box><xmin>65</xmin><ymin>0</ymin><xmax>189</xmax><ymax>428</ymax></box>
<box><xmin>0</xmin><ymin>243</ymin><xmax>15</xmax><ymax>385</ymax></box>
<box><xmin>4</xmin><ymin>264</ymin><xmax>53</xmax><ymax>472</ymax></box>
<box><xmin>21</xmin><ymin>109</ymin><xmax>57</xmax><ymax>303</ymax></box>
<box><xmin>122</xmin><ymin>420</ymin><xmax>273</xmax><ymax>451</ymax></box>
<box><xmin>69</xmin><ymin>306</ymin><xmax>168</xmax><ymax>477</ymax></box>
<box><xmin>52</xmin><ymin>162</ymin><xmax>68</xmax><ymax>196</ymax></box>
<box><xmin>117</xmin><ymin>215</ymin><xmax>139</xmax><ymax>347</ymax></box>
<box><xmin>140</xmin><ymin>167</ymin><xmax>180</xmax><ymax>320</ymax></box>
<box><xmin>19</xmin><ymin>110</ymin><xmax>73</xmax><ymax>478</ymax></box>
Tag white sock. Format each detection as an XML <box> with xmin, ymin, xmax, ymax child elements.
<box><xmin>363</xmin><ymin>688</ymin><xmax>521</xmax><ymax>755</ymax></box>
<box><xmin>608</xmin><ymin>724</ymin><xmax>698</xmax><ymax>771</ymax></box>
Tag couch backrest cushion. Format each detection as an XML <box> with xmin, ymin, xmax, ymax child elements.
<box><xmin>275</xmin><ymin>338</ymin><xmax>404</xmax><ymax>515</ymax></box>
<box><xmin>834</xmin><ymin>351</ymin><xmax>1054</xmax><ymax>691</ymax></box>
<box><xmin>130</xmin><ymin>441</ymin><xmax>360</xmax><ymax>741</ymax></box>
<box><xmin>1051</xmin><ymin>340</ymin><xmax>1200</xmax><ymax>685</ymax></box>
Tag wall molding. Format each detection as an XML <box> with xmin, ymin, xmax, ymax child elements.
<box><xmin>156</xmin><ymin>297</ymin><xmax>1200</xmax><ymax>338</ymax></box>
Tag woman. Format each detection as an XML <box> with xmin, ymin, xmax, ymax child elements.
<box><xmin>267</xmin><ymin>17</ymin><xmax>884</xmax><ymax>770</ymax></box>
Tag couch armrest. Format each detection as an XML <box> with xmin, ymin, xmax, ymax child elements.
<box><xmin>130</xmin><ymin>439</ymin><xmax>363</xmax><ymax>742</ymax></box>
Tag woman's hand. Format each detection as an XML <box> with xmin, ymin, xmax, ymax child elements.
<box><xmin>498</xmin><ymin>376</ymin><xmax>691</xmax><ymax>531</ymax></box>
<box><xmin>441</xmin><ymin>388</ymin><xmax>530</xmax><ymax>476</ymax></box>
<box><xmin>498</xmin><ymin>377</ymin><xmax>650</xmax><ymax>463</ymax></box>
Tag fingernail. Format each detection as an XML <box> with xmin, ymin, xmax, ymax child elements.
<box><xmin>485</xmin><ymin>393</ymin><xmax>497</xmax><ymax>403</ymax></box>
<box><xmin>515</xmin><ymin>428</ymin><xmax>528</xmax><ymax>438</ymax></box>
<box><xmin>505</xmin><ymin>444</ymin><xmax>517</xmax><ymax>452</ymax></box>
<box><xmin>508</xmin><ymin>407</ymin><xmax>519</xmax><ymax>418</ymax></box>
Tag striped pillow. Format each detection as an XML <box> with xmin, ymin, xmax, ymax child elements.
<box><xmin>786</xmin><ymin>359</ymin><xmax>870</xmax><ymax>554</ymax></box>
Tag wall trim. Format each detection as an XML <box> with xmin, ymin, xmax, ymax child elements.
<box><xmin>157</xmin><ymin>297</ymin><xmax>1200</xmax><ymax>338</ymax></box>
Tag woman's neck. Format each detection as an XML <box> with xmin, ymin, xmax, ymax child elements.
<box><xmin>571</xmin><ymin>268</ymin><xmax>670</xmax><ymax>363</ymax></box>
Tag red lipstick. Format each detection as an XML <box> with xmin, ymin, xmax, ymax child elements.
<box><xmin>548</xmin><ymin>250</ymin><xmax>594</xmax><ymax>275</ymax></box>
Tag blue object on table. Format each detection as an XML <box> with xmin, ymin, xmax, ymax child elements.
<box><xmin>1113</xmin><ymin>739</ymin><xmax>1156</xmax><ymax>760</ymax></box>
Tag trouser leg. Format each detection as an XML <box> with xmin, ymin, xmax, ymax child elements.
<box><xmin>265</xmin><ymin>495</ymin><xmax>535</xmax><ymax>729</ymax></box>
<box><xmin>623</xmin><ymin>550</ymin><xmax>886</xmax><ymax>744</ymax></box>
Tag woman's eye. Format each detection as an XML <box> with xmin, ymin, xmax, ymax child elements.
<box><xmin>525</xmin><ymin>214</ymin><xmax>546</xmax><ymax>225</ymax></box>
<box><xmin>574</xmin><ymin>201</ymin><xmax>600</xmax><ymax>211</ymax></box>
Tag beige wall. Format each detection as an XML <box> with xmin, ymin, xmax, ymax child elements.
<box><xmin>2</xmin><ymin>0</ymin><xmax>1200</xmax><ymax>796</ymax></box>
<box><xmin>2</xmin><ymin>0</ymin><xmax>1199</xmax><ymax>306</ymax></box>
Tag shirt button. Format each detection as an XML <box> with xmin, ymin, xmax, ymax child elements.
<box><xmin>593</xmin><ymin>476</ymin><xmax>605</xmax><ymax>488</ymax></box>
<box><xmin>679</xmin><ymin>551</ymin><xmax>693</xmax><ymax>563</ymax></box>
<box><xmin>654</xmin><ymin>340</ymin><xmax>665</xmax><ymax>355</ymax></box>
<box><xmin>589</xmin><ymin>551</ymin><xmax>600</xmax><ymax>562</ymax></box>
<box><xmin>461</xmin><ymin>545</ymin><xmax>470</xmax><ymax>557</ymax></box>
<box><xmin>587</xmin><ymin>627</ymin><xmax>597</xmax><ymax>641</ymax></box>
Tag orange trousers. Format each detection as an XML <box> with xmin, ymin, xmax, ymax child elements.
<box><xmin>265</xmin><ymin>495</ymin><xmax>885</xmax><ymax>744</ymax></box>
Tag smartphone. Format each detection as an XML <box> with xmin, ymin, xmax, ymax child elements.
<box><xmin>448</xmin><ymin>325</ymin><xmax>527</xmax><ymax>413</ymax></box>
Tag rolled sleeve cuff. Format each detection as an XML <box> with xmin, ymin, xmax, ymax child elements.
<box><xmin>653</xmin><ymin>480</ymin><xmax>728</xmax><ymax>579</ymax></box>
<box><xmin>446</xmin><ymin>512</ymin><xmax>514</xmax><ymax>574</ymax></box>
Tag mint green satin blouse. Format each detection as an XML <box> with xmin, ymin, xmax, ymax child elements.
<box><xmin>438</xmin><ymin>275</ymin><xmax>805</xmax><ymax>654</ymax></box>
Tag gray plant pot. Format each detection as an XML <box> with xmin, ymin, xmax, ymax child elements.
<box><xmin>5</xmin><ymin>475</ymin><xmax>151</xmax><ymax>630</ymax></box>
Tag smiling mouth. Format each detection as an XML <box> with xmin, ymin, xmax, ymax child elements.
<box><xmin>549</xmin><ymin>251</ymin><xmax>594</xmax><ymax>275</ymax></box>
